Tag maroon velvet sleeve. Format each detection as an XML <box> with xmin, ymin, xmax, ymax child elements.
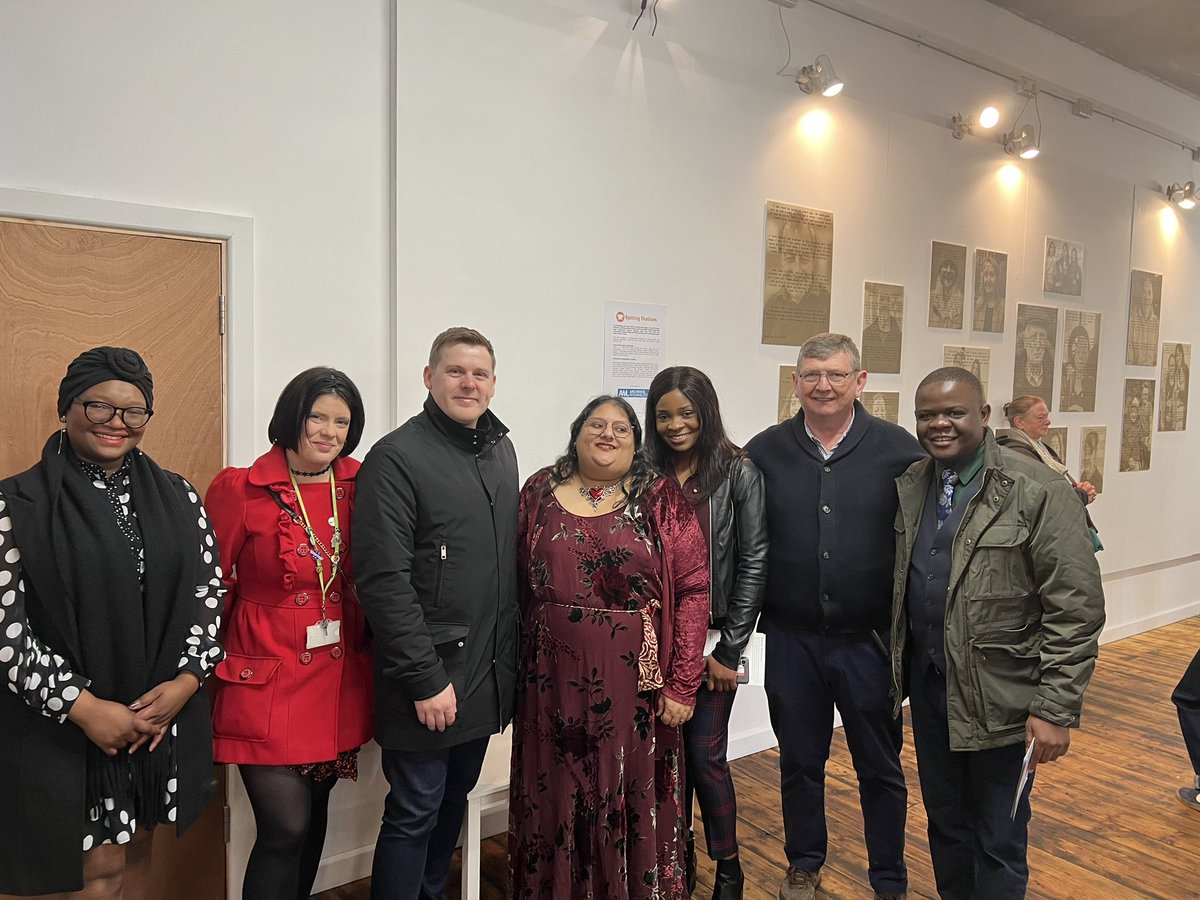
<box><xmin>650</xmin><ymin>479</ymin><xmax>710</xmax><ymax>706</ymax></box>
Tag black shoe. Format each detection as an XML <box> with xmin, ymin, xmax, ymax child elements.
<box><xmin>713</xmin><ymin>856</ymin><xmax>744</xmax><ymax>900</ymax></box>
<box><xmin>685</xmin><ymin>837</ymin><xmax>697</xmax><ymax>895</ymax></box>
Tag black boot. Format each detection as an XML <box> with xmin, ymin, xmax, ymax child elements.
<box><xmin>712</xmin><ymin>855</ymin><xmax>743</xmax><ymax>900</ymax></box>
<box><xmin>685</xmin><ymin>836</ymin><xmax>697</xmax><ymax>895</ymax></box>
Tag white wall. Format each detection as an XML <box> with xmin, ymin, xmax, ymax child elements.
<box><xmin>3</xmin><ymin>0</ymin><xmax>1199</xmax><ymax>892</ymax></box>
<box><xmin>394</xmin><ymin>0</ymin><xmax>1200</xmax><ymax>755</ymax></box>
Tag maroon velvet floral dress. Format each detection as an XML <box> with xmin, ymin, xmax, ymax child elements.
<box><xmin>509</xmin><ymin>470</ymin><xmax>709</xmax><ymax>900</ymax></box>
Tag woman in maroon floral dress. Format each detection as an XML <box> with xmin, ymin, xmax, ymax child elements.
<box><xmin>509</xmin><ymin>395</ymin><xmax>710</xmax><ymax>899</ymax></box>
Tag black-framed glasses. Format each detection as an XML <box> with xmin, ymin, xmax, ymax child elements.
<box><xmin>583</xmin><ymin>418</ymin><xmax>632</xmax><ymax>438</ymax></box>
<box><xmin>74</xmin><ymin>399</ymin><xmax>154</xmax><ymax>429</ymax></box>
<box><xmin>798</xmin><ymin>370</ymin><xmax>857</xmax><ymax>385</ymax></box>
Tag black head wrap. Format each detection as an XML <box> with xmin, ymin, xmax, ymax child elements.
<box><xmin>57</xmin><ymin>346</ymin><xmax>154</xmax><ymax>416</ymax></box>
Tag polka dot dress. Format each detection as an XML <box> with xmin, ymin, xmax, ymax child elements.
<box><xmin>0</xmin><ymin>463</ymin><xmax>225</xmax><ymax>850</ymax></box>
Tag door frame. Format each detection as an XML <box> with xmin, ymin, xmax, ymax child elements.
<box><xmin>0</xmin><ymin>186</ymin><xmax>255</xmax><ymax>898</ymax></box>
<box><xmin>0</xmin><ymin>187</ymin><xmax>256</xmax><ymax>463</ymax></box>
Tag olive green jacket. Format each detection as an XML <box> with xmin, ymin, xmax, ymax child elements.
<box><xmin>889</xmin><ymin>429</ymin><xmax>1105</xmax><ymax>750</ymax></box>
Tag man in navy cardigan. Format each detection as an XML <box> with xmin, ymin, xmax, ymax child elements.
<box><xmin>747</xmin><ymin>333</ymin><xmax>924</xmax><ymax>900</ymax></box>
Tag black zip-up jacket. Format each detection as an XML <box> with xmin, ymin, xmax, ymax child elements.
<box><xmin>746</xmin><ymin>401</ymin><xmax>925</xmax><ymax>635</ymax></box>
<box><xmin>353</xmin><ymin>395</ymin><xmax>519</xmax><ymax>751</ymax></box>
<box><xmin>706</xmin><ymin>456</ymin><xmax>769</xmax><ymax>670</ymax></box>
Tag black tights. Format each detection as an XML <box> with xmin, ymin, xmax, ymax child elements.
<box><xmin>239</xmin><ymin>764</ymin><xmax>338</xmax><ymax>900</ymax></box>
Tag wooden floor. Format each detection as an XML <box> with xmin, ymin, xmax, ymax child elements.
<box><xmin>316</xmin><ymin>617</ymin><xmax>1200</xmax><ymax>899</ymax></box>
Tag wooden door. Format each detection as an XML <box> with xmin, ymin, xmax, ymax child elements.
<box><xmin>0</xmin><ymin>218</ymin><xmax>227</xmax><ymax>898</ymax></box>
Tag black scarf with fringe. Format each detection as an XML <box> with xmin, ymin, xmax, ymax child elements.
<box><xmin>3</xmin><ymin>435</ymin><xmax>195</xmax><ymax>823</ymax></box>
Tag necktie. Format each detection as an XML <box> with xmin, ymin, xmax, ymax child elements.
<box><xmin>936</xmin><ymin>468</ymin><xmax>959</xmax><ymax>529</ymax></box>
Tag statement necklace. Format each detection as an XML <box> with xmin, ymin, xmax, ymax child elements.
<box><xmin>579</xmin><ymin>481</ymin><xmax>621</xmax><ymax>511</ymax></box>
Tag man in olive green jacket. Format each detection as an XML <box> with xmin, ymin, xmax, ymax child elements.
<box><xmin>889</xmin><ymin>367</ymin><xmax>1104</xmax><ymax>899</ymax></box>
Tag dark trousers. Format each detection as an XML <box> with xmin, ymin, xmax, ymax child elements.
<box><xmin>1172</xmin><ymin>647</ymin><xmax>1200</xmax><ymax>778</ymax></box>
<box><xmin>684</xmin><ymin>684</ymin><xmax>739</xmax><ymax>859</ymax></box>
<box><xmin>909</xmin><ymin>660</ymin><xmax>1033</xmax><ymax>900</ymax></box>
<box><xmin>371</xmin><ymin>736</ymin><xmax>490</xmax><ymax>900</ymax></box>
<box><xmin>764</xmin><ymin>627</ymin><xmax>908</xmax><ymax>895</ymax></box>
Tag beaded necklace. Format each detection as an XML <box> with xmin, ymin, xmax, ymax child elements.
<box><xmin>288</xmin><ymin>468</ymin><xmax>342</xmax><ymax>628</ymax></box>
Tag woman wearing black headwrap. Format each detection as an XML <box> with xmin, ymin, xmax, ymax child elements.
<box><xmin>0</xmin><ymin>347</ymin><xmax>225</xmax><ymax>897</ymax></box>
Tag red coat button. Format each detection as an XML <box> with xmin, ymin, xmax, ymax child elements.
<box><xmin>297</xmin><ymin>544</ymin><xmax>310</xmax><ymax>557</ymax></box>
<box><xmin>335</xmin><ymin>487</ymin><xmax>346</xmax><ymax>500</ymax></box>
<box><xmin>239</xmin><ymin>667</ymin><xmax>253</xmax><ymax>680</ymax></box>
<box><xmin>330</xmin><ymin>646</ymin><xmax>343</xmax><ymax>659</ymax></box>
<box><xmin>295</xmin><ymin>591</ymin><xmax>310</xmax><ymax>606</ymax></box>
<box><xmin>329</xmin><ymin>591</ymin><xmax>342</xmax><ymax>604</ymax></box>
<box><xmin>299</xmin><ymin>651</ymin><xmax>313</xmax><ymax>665</ymax></box>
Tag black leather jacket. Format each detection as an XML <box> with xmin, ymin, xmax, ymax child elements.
<box><xmin>706</xmin><ymin>456</ymin><xmax>769</xmax><ymax>671</ymax></box>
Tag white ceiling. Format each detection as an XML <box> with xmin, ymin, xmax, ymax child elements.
<box><xmin>982</xmin><ymin>0</ymin><xmax>1200</xmax><ymax>101</ymax></box>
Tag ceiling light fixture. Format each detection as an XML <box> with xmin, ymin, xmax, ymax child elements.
<box><xmin>1167</xmin><ymin>181</ymin><xmax>1197</xmax><ymax>210</ymax></box>
<box><xmin>1001</xmin><ymin>79</ymin><xmax>1041</xmax><ymax>159</ymax></box>
<box><xmin>949</xmin><ymin>105</ymin><xmax>1000</xmax><ymax>140</ymax></box>
<box><xmin>1003</xmin><ymin>124</ymin><xmax>1040</xmax><ymax>159</ymax></box>
<box><xmin>796</xmin><ymin>55</ymin><xmax>844</xmax><ymax>97</ymax></box>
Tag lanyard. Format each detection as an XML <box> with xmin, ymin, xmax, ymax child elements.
<box><xmin>288</xmin><ymin>469</ymin><xmax>342</xmax><ymax>625</ymax></box>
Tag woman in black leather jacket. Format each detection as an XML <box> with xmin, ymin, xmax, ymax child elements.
<box><xmin>646</xmin><ymin>366</ymin><xmax>768</xmax><ymax>900</ymax></box>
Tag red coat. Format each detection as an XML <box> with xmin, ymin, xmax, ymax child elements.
<box><xmin>206</xmin><ymin>446</ymin><xmax>373</xmax><ymax>765</ymax></box>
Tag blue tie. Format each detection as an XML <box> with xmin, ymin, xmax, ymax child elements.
<box><xmin>937</xmin><ymin>468</ymin><xmax>959</xmax><ymax>529</ymax></box>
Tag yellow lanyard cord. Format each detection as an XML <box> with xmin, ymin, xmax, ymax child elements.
<box><xmin>288</xmin><ymin>469</ymin><xmax>342</xmax><ymax>623</ymax></box>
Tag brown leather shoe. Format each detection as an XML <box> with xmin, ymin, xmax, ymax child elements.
<box><xmin>778</xmin><ymin>866</ymin><xmax>821</xmax><ymax>900</ymax></box>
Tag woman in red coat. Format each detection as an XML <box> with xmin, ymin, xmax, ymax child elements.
<box><xmin>206</xmin><ymin>367</ymin><xmax>373</xmax><ymax>900</ymax></box>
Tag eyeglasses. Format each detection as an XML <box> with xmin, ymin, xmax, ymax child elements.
<box><xmin>583</xmin><ymin>418</ymin><xmax>632</xmax><ymax>438</ymax></box>
<box><xmin>798</xmin><ymin>370</ymin><xmax>857</xmax><ymax>386</ymax></box>
<box><xmin>74</xmin><ymin>399</ymin><xmax>154</xmax><ymax>429</ymax></box>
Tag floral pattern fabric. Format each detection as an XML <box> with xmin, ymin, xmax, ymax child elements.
<box><xmin>509</xmin><ymin>472</ymin><xmax>709</xmax><ymax>900</ymax></box>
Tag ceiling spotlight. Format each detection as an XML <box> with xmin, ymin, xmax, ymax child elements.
<box><xmin>1167</xmin><ymin>181</ymin><xmax>1197</xmax><ymax>210</ymax></box>
<box><xmin>949</xmin><ymin>105</ymin><xmax>1001</xmax><ymax>140</ymax></box>
<box><xmin>796</xmin><ymin>55</ymin><xmax>844</xmax><ymax>97</ymax></box>
<box><xmin>1003</xmin><ymin>124</ymin><xmax>1040</xmax><ymax>159</ymax></box>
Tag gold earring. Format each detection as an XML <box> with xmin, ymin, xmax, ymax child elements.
<box><xmin>58</xmin><ymin>428</ymin><xmax>65</xmax><ymax>454</ymax></box>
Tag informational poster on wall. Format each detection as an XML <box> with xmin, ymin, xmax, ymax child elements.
<box><xmin>762</xmin><ymin>201</ymin><xmax>833</xmax><ymax>347</ymax></box>
<box><xmin>602</xmin><ymin>300</ymin><xmax>666</xmax><ymax>419</ymax></box>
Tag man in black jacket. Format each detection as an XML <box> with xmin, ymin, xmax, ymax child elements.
<box><xmin>746</xmin><ymin>333</ymin><xmax>923</xmax><ymax>900</ymax></box>
<box><xmin>354</xmin><ymin>327</ymin><xmax>519</xmax><ymax>900</ymax></box>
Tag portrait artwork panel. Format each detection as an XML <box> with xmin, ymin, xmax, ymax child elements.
<box><xmin>1043</xmin><ymin>236</ymin><xmax>1084</xmax><ymax>296</ymax></box>
<box><xmin>1125</xmin><ymin>269</ymin><xmax>1162</xmax><ymax>366</ymax></box>
<box><xmin>860</xmin><ymin>281</ymin><xmax>904</xmax><ymax>374</ymax></box>
<box><xmin>1012</xmin><ymin>303</ymin><xmax>1058</xmax><ymax>410</ymax></box>
<box><xmin>777</xmin><ymin>364</ymin><xmax>800</xmax><ymax>424</ymax></box>
<box><xmin>972</xmin><ymin>248</ymin><xmax>1008</xmax><ymax>333</ymax></box>
<box><xmin>1158</xmin><ymin>342</ymin><xmax>1190</xmax><ymax>432</ymax></box>
<box><xmin>928</xmin><ymin>240</ymin><xmax>966</xmax><ymax>329</ymax></box>
<box><xmin>1079</xmin><ymin>426</ymin><xmax>1106</xmax><ymax>494</ymax></box>
<box><xmin>942</xmin><ymin>345</ymin><xmax>991</xmax><ymax>400</ymax></box>
<box><xmin>762</xmin><ymin>201</ymin><xmax>833</xmax><ymax>346</ymax></box>
<box><xmin>1060</xmin><ymin>309</ymin><xmax>1101</xmax><ymax>412</ymax></box>
<box><xmin>862</xmin><ymin>390</ymin><xmax>900</xmax><ymax>425</ymax></box>
<box><xmin>1119</xmin><ymin>378</ymin><xmax>1154</xmax><ymax>472</ymax></box>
